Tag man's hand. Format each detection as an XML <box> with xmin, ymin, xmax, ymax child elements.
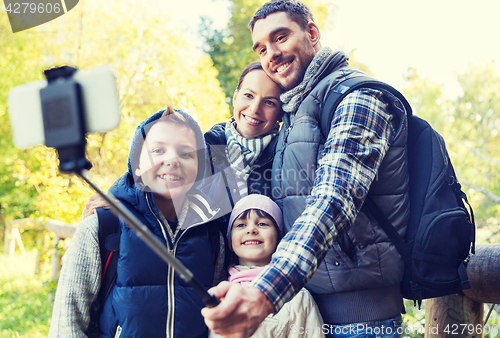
<box><xmin>82</xmin><ymin>194</ymin><xmax>109</xmax><ymax>219</ymax></box>
<box><xmin>202</xmin><ymin>282</ymin><xmax>275</xmax><ymax>338</ymax></box>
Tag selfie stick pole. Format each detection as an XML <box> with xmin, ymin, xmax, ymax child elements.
<box><xmin>78</xmin><ymin>170</ymin><xmax>220</xmax><ymax>307</ymax></box>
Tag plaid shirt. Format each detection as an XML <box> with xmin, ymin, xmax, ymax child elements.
<box><xmin>250</xmin><ymin>89</ymin><xmax>396</xmax><ymax>311</ymax></box>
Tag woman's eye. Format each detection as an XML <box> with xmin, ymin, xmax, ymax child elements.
<box><xmin>265</xmin><ymin>100</ymin><xmax>276</xmax><ymax>107</ymax></box>
<box><xmin>244</xmin><ymin>93</ymin><xmax>254</xmax><ymax>99</ymax></box>
<box><xmin>258</xmin><ymin>48</ymin><xmax>266</xmax><ymax>56</ymax></box>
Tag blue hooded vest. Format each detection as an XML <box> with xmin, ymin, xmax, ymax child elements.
<box><xmin>98</xmin><ymin>109</ymin><xmax>225</xmax><ymax>338</ymax></box>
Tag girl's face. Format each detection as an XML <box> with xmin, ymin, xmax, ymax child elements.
<box><xmin>233</xmin><ymin>69</ymin><xmax>283</xmax><ymax>139</ymax></box>
<box><xmin>231</xmin><ymin>210</ymin><xmax>279</xmax><ymax>267</ymax></box>
<box><xmin>135</xmin><ymin>121</ymin><xmax>198</xmax><ymax>206</ymax></box>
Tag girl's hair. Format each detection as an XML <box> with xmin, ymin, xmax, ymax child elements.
<box><xmin>130</xmin><ymin>106</ymin><xmax>206</xmax><ymax>183</ymax></box>
<box><xmin>235</xmin><ymin>61</ymin><xmax>264</xmax><ymax>91</ymax></box>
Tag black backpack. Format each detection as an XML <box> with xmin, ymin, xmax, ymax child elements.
<box><xmin>86</xmin><ymin>208</ymin><xmax>224</xmax><ymax>337</ymax></box>
<box><xmin>319</xmin><ymin>75</ymin><xmax>476</xmax><ymax>307</ymax></box>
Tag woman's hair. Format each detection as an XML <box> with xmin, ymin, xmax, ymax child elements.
<box><xmin>235</xmin><ymin>61</ymin><xmax>264</xmax><ymax>91</ymax></box>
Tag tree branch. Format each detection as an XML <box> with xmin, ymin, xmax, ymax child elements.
<box><xmin>459</xmin><ymin>178</ymin><xmax>500</xmax><ymax>204</ymax></box>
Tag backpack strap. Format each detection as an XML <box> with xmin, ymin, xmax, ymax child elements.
<box><xmin>319</xmin><ymin>75</ymin><xmax>413</xmax><ymax>264</ymax></box>
<box><xmin>320</xmin><ymin>75</ymin><xmax>412</xmax><ymax>140</ymax></box>
<box><xmin>86</xmin><ymin>208</ymin><xmax>121</xmax><ymax>338</ymax></box>
<box><xmin>363</xmin><ymin>197</ymin><xmax>411</xmax><ymax>265</ymax></box>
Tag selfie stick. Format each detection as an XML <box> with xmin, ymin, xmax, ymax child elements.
<box><xmin>41</xmin><ymin>66</ymin><xmax>219</xmax><ymax>308</ymax></box>
<box><xmin>78</xmin><ymin>171</ymin><xmax>220</xmax><ymax>308</ymax></box>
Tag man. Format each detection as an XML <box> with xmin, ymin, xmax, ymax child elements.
<box><xmin>202</xmin><ymin>1</ymin><xmax>409</xmax><ymax>337</ymax></box>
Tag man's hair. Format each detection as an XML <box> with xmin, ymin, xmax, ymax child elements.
<box><xmin>249</xmin><ymin>0</ymin><xmax>315</xmax><ymax>32</ymax></box>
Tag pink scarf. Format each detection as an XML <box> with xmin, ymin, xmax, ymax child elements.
<box><xmin>228</xmin><ymin>266</ymin><xmax>265</xmax><ymax>288</ymax></box>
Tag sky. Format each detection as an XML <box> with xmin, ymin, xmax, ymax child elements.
<box><xmin>165</xmin><ymin>0</ymin><xmax>500</xmax><ymax>99</ymax></box>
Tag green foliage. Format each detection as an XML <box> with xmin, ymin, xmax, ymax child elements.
<box><xmin>401</xmin><ymin>300</ymin><xmax>425</xmax><ymax>337</ymax></box>
<box><xmin>200</xmin><ymin>0</ymin><xmax>335</xmax><ymax>104</ymax></box>
<box><xmin>0</xmin><ymin>0</ymin><xmax>230</xmax><ymax>229</ymax></box>
<box><xmin>452</xmin><ymin>63</ymin><xmax>500</xmax><ymax>243</ymax></box>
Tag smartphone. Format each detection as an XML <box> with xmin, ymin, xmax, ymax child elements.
<box><xmin>8</xmin><ymin>65</ymin><xmax>121</xmax><ymax>149</ymax></box>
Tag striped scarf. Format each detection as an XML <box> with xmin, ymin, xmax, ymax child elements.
<box><xmin>225</xmin><ymin>117</ymin><xmax>278</xmax><ymax>197</ymax></box>
<box><xmin>281</xmin><ymin>47</ymin><xmax>347</xmax><ymax>119</ymax></box>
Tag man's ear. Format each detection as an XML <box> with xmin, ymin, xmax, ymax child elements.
<box><xmin>306</xmin><ymin>21</ymin><xmax>321</xmax><ymax>50</ymax></box>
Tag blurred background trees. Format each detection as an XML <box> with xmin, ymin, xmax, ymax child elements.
<box><xmin>0</xmin><ymin>0</ymin><xmax>230</xmax><ymax>225</ymax></box>
<box><xmin>0</xmin><ymin>0</ymin><xmax>498</xmax><ymax>242</ymax></box>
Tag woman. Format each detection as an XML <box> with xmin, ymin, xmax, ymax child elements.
<box><xmin>204</xmin><ymin>61</ymin><xmax>283</xmax><ymax>204</ymax></box>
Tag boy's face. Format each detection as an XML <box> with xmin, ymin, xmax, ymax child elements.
<box><xmin>135</xmin><ymin>121</ymin><xmax>198</xmax><ymax>204</ymax></box>
<box><xmin>251</xmin><ymin>11</ymin><xmax>320</xmax><ymax>91</ymax></box>
<box><xmin>231</xmin><ymin>210</ymin><xmax>279</xmax><ymax>267</ymax></box>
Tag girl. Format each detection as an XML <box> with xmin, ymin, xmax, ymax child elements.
<box><xmin>210</xmin><ymin>194</ymin><xmax>325</xmax><ymax>338</ymax></box>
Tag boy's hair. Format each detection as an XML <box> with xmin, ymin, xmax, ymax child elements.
<box><xmin>129</xmin><ymin>106</ymin><xmax>206</xmax><ymax>184</ymax></box>
<box><xmin>249</xmin><ymin>0</ymin><xmax>315</xmax><ymax>32</ymax></box>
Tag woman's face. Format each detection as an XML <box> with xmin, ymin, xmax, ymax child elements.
<box><xmin>233</xmin><ymin>69</ymin><xmax>283</xmax><ymax>139</ymax></box>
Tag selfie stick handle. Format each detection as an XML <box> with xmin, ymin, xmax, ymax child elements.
<box><xmin>78</xmin><ymin>170</ymin><xmax>220</xmax><ymax>308</ymax></box>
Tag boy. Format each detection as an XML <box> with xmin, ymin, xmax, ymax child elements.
<box><xmin>49</xmin><ymin>107</ymin><xmax>225</xmax><ymax>338</ymax></box>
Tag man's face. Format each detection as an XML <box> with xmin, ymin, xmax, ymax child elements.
<box><xmin>251</xmin><ymin>12</ymin><xmax>320</xmax><ymax>91</ymax></box>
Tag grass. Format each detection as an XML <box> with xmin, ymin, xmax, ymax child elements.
<box><xmin>0</xmin><ymin>250</ymin><xmax>54</xmax><ymax>338</ymax></box>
